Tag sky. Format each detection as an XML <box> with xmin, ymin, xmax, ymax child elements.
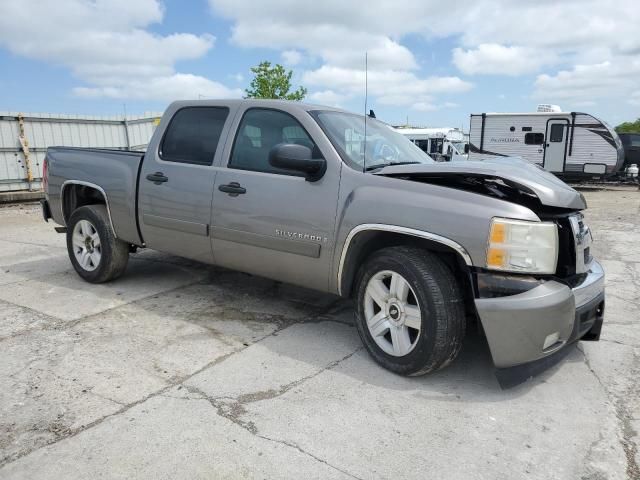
<box><xmin>0</xmin><ymin>0</ymin><xmax>638</xmax><ymax>129</ymax></box>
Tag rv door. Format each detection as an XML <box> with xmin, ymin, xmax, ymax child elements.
<box><xmin>543</xmin><ymin>119</ymin><xmax>569</xmax><ymax>173</ymax></box>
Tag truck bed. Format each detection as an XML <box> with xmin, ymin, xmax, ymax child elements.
<box><xmin>45</xmin><ymin>147</ymin><xmax>145</xmax><ymax>245</ymax></box>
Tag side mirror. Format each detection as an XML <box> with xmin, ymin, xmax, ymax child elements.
<box><xmin>464</xmin><ymin>144</ymin><xmax>470</xmax><ymax>154</ymax></box>
<box><xmin>268</xmin><ymin>143</ymin><xmax>326</xmax><ymax>181</ymax></box>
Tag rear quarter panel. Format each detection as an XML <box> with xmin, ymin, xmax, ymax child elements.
<box><xmin>47</xmin><ymin>147</ymin><xmax>143</xmax><ymax>244</ymax></box>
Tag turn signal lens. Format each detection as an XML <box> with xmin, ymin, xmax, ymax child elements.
<box><xmin>487</xmin><ymin>248</ymin><xmax>506</xmax><ymax>268</ymax></box>
<box><xmin>489</xmin><ymin>223</ymin><xmax>506</xmax><ymax>243</ymax></box>
<box><xmin>486</xmin><ymin>218</ymin><xmax>558</xmax><ymax>274</ymax></box>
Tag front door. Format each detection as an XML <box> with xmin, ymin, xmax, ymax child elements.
<box><xmin>210</xmin><ymin>107</ymin><xmax>340</xmax><ymax>292</ymax></box>
<box><xmin>544</xmin><ymin>119</ymin><xmax>569</xmax><ymax>172</ymax></box>
<box><xmin>138</xmin><ymin>106</ymin><xmax>232</xmax><ymax>262</ymax></box>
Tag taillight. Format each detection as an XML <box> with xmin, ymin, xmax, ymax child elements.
<box><xmin>42</xmin><ymin>157</ymin><xmax>48</xmax><ymax>192</ymax></box>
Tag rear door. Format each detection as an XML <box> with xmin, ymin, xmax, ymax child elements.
<box><xmin>138</xmin><ymin>106</ymin><xmax>232</xmax><ymax>262</ymax></box>
<box><xmin>543</xmin><ymin>119</ymin><xmax>569</xmax><ymax>172</ymax></box>
<box><xmin>210</xmin><ymin>106</ymin><xmax>340</xmax><ymax>292</ymax></box>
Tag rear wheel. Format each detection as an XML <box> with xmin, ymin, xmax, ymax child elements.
<box><xmin>354</xmin><ymin>246</ymin><xmax>465</xmax><ymax>376</ymax></box>
<box><xmin>66</xmin><ymin>205</ymin><xmax>129</xmax><ymax>283</ymax></box>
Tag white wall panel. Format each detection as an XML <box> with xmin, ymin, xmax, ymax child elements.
<box><xmin>0</xmin><ymin>112</ymin><xmax>160</xmax><ymax>191</ymax></box>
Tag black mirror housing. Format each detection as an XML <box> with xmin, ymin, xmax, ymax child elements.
<box><xmin>464</xmin><ymin>143</ymin><xmax>470</xmax><ymax>154</ymax></box>
<box><xmin>268</xmin><ymin>143</ymin><xmax>326</xmax><ymax>181</ymax></box>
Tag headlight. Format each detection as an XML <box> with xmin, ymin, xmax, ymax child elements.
<box><xmin>486</xmin><ymin>218</ymin><xmax>558</xmax><ymax>274</ymax></box>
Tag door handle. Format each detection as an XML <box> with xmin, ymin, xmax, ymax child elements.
<box><xmin>146</xmin><ymin>172</ymin><xmax>168</xmax><ymax>184</ymax></box>
<box><xmin>218</xmin><ymin>182</ymin><xmax>246</xmax><ymax>196</ymax></box>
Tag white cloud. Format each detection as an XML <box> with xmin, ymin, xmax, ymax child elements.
<box><xmin>410</xmin><ymin>101</ymin><xmax>459</xmax><ymax>112</ymax></box>
<box><xmin>303</xmin><ymin>66</ymin><xmax>472</xmax><ymax>107</ymax></box>
<box><xmin>534</xmin><ymin>59</ymin><xmax>640</xmax><ymax>103</ymax></box>
<box><xmin>0</xmin><ymin>0</ymin><xmax>239</xmax><ymax>101</ymax></box>
<box><xmin>74</xmin><ymin>74</ymin><xmax>242</xmax><ymax>101</ymax></box>
<box><xmin>209</xmin><ymin>0</ymin><xmax>458</xmax><ymax>108</ymax></box>
<box><xmin>281</xmin><ymin>50</ymin><xmax>303</xmax><ymax>66</ymax></box>
<box><xmin>411</xmin><ymin>102</ymin><xmax>437</xmax><ymax>112</ymax></box>
<box><xmin>630</xmin><ymin>91</ymin><xmax>640</xmax><ymax>107</ymax></box>
<box><xmin>229</xmin><ymin>73</ymin><xmax>244</xmax><ymax>82</ymax></box>
<box><xmin>303</xmin><ymin>67</ymin><xmax>471</xmax><ymax>96</ymax></box>
<box><xmin>307</xmin><ymin>90</ymin><xmax>348</xmax><ymax>107</ymax></box>
<box><xmin>453</xmin><ymin>44</ymin><xmax>555</xmax><ymax>76</ymax></box>
<box><xmin>211</xmin><ymin>0</ymin><xmax>640</xmax><ymax>108</ymax></box>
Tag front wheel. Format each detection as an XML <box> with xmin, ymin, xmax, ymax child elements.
<box><xmin>66</xmin><ymin>205</ymin><xmax>129</xmax><ymax>283</ymax></box>
<box><xmin>354</xmin><ymin>246</ymin><xmax>465</xmax><ymax>376</ymax></box>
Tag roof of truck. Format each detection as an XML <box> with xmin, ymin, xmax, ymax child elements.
<box><xmin>168</xmin><ymin>98</ymin><xmax>348</xmax><ymax>113</ymax></box>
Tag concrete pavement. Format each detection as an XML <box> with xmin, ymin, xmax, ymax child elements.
<box><xmin>0</xmin><ymin>189</ymin><xmax>638</xmax><ymax>479</ymax></box>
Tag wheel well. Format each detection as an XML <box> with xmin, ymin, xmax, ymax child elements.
<box><xmin>340</xmin><ymin>231</ymin><xmax>477</xmax><ymax>317</ymax></box>
<box><xmin>62</xmin><ymin>184</ymin><xmax>107</xmax><ymax>224</ymax></box>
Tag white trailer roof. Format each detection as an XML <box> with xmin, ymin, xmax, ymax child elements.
<box><xmin>472</xmin><ymin>112</ymin><xmax>572</xmax><ymax>116</ymax></box>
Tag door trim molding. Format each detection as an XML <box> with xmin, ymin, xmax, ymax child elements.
<box><xmin>210</xmin><ymin>226</ymin><xmax>321</xmax><ymax>258</ymax></box>
<box><xmin>143</xmin><ymin>213</ymin><xmax>209</xmax><ymax>236</ymax></box>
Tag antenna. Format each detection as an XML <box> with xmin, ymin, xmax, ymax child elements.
<box><xmin>363</xmin><ymin>52</ymin><xmax>368</xmax><ymax>173</ymax></box>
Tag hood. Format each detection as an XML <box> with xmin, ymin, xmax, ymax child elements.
<box><xmin>374</xmin><ymin>157</ymin><xmax>586</xmax><ymax>212</ymax></box>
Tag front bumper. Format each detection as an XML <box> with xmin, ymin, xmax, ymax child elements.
<box><xmin>475</xmin><ymin>261</ymin><xmax>605</xmax><ymax>371</ymax></box>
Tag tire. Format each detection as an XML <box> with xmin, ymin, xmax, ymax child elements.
<box><xmin>66</xmin><ymin>205</ymin><xmax>129</xmax><ymax>283</ymax></box>
<box><xmin>354</xmin><ymin>246</ymin><xmax>465</xmax><ymax>376</ymax></box>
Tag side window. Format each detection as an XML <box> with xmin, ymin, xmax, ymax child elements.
<box><xmin>414</xmin><ymin>139</ymin><xmax>429</xmax><ymax>153</ymax></box>
<box><xmin>549</xmin><ymin>124</ymin><xmax>565</xmax><ymax>142</ymax></box>
<box><xmin>524</xmin><ymin>132</ymin><xmax>544</xmax><ymax>145</ymax></box>
<box><xmin>229</xmin><ymin>109</ymin><xmax>319</xmax><ymax>175</ymax></box>
<box><xmin>160</xmin><ymin>107</ymin><xmax>229</xmax><ymax>165</ymax></box>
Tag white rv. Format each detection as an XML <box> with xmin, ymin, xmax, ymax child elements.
<box><xmin>394</xmin><ymin>127</ymin><xmax>468</xmax><ymax>161</ymax></box>
<box><xmin>468</xmin><ymin>109</ymin><xmax>625</xmax><ymax>178</ymax></box>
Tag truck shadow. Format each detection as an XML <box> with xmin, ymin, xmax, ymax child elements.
<box><xmin>187</xmin><ymin>260</ymin><xmax>586</xmax><ymax>400</ymax></box>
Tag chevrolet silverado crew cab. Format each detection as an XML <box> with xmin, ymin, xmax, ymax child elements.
<box><xmin>40</xmin><ymin>100</ymin><xmax>605</xmax><ymax>384</ymax></box>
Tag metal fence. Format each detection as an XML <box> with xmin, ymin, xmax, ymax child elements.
<box><xmin>0</xmin><ymin>112</ymin><xmax>161</xmax><ymax>192</ymax></box>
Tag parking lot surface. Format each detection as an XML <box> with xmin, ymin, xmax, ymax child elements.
<box><xmin>0</xmin><ymin>187</ymin><xmax>638</xmax><ymax>480</ymax></box>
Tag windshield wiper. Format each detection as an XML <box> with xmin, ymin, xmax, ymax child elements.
<box><xmin>364</xmin><ymin>161</ymin><xmax>421</xmax><ymax>172</ymax></box>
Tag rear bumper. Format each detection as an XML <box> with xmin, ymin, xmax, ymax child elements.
<box><xmin>475</xmin><ymin>261</ymin><xmax>605</xmax><ymax>370</ymax></box>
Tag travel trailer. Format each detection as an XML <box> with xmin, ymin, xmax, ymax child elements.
<box><xmin>467</xmin><ymin>107</ymin><xmax>625</xmax><ymax>178</ymax></box>
<box><xmin>394</xmin><ymin>127</ymin><xmax>468</xmax><ymax>162</ymax></box>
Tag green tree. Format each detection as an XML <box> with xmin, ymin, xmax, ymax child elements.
<box><xmin>244</xmin><ymin>61</ymin><xmax>307</xmax><ymax>101</ymax></box>
<box><xmin>615</xmin><ymin>118</ymin><xmax>640</xmax><ymax>133</ymax></box>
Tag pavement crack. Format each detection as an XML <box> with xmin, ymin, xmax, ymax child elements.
<box><xmin>184</xmin><ymin>347</ymin><xmax>363</xmax><ymax>435</ymax></box>
<box><xmin>0</xmin><ymin>315</ymin><xmax>315</xmax><ymax>469</ymax></box>
<box><xmin>577</xmin><ymin>344</ymin><xmax>640</xmax><ymax>479</ymax></box>
<box><xmin>181</xmin><ymin>346</ymin><xmax>364</xmax><ymax>480</ymax></box>
<box><xmin>254</xmin><ymin>433</ymin><xmax>364</xmax><ymax>480</ymax></box>
<box><xmin>0</xmin><ymin>347</ymin><xmax>241</xmax><ymax>469</ymax></box>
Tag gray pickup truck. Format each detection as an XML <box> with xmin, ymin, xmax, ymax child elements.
<box><xmin>41</xmin><ymin>99</ymin><xmax>605</xmax><ymax>384</ymax></box>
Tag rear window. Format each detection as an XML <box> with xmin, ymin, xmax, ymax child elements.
<box><xmin>160</xmin><ymin>107</ymin><xmax>229</xmax><ymax>165</ymax></box>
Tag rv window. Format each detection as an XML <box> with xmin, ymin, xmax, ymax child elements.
<box><xmin>414</xmin><ymin>139</ymin><xmax>430</xmax><ymax>153</ymax></box>
<box><xmin>549</xmin><ymin>124</ymin><xmax>565</xmax><ymax>142</ymax></box>
<box><xmin>524</xmin><ymin>132</ymin><xmax>544</xmax><ymax>145</ymax></box>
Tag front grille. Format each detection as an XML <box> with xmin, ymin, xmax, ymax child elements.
<box><xmin>569</xmin><ymin>213</ymin><xmax>593</xmax><ymax>274</ymax></box>
<box><xmin>550</xmin><ymin>212</ymin><xmax>592</xmax><ymax>278</ymax></box>
<box><xmin>555</xmin><ymin>216</ymin><xmax>576</xmax><ymax>277</ymax></box>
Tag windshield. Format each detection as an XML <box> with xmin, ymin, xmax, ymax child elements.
<box><xmin>312</xmin><ymin>111</ymin><xmax>434</xmax><ymax>171</ymax></box>
<box><xmin>451</xmin><ymin>142</ymin><xmax>466</xmax><ymax>155</ymax></box>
